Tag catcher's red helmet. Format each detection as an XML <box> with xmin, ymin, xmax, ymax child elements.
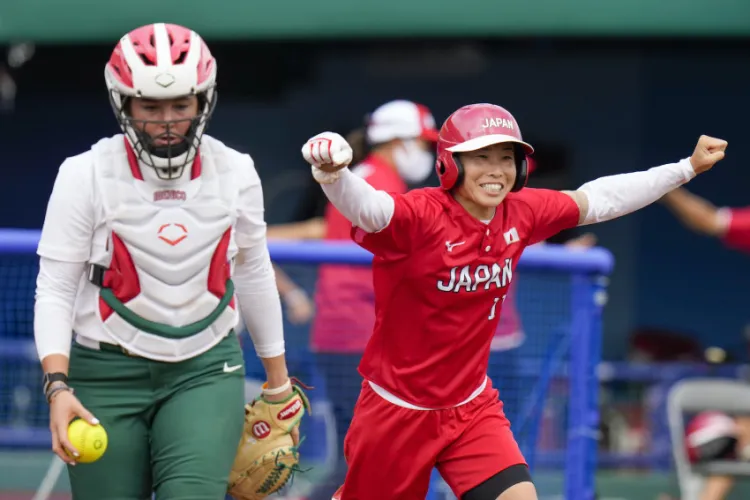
<box><xmin>435</xmin><ymin>103</ymin><xmax>534</xmax><ymax>191</ymax></box>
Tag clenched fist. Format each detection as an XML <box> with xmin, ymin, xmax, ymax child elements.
<box><xmin>302</xmin><ymin>132</ymin><xmax>353</xmax><ymax>172</ymax></box>
<box><xmin>689</xmin><ymin>135</ymin><xmax>728</xmax><ymax>175</ymax></box>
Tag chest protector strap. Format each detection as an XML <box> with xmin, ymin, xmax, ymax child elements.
<box><xmin>87</xmin><ymin>263</ymin><xmax>235</xmax><ymax>339</ymax></box>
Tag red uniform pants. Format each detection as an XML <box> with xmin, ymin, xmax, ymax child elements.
<box><xmin>336</xmin><ymin>378</ymin><xmax>527</xmax><ymax>500</ymax></box>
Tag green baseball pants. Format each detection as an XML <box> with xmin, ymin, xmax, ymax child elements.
<box><xmin>66</xmin><ymin>333</ymin><xmax>246</xmax><ymax>500</ymax></box>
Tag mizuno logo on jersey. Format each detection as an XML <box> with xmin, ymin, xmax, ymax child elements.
<box><xmin>436</xmin><ymin>258</ymin><xmax>513</xmax><ymax>293</ymax></box>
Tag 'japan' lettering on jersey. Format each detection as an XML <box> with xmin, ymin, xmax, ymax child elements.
<box><xmin>352</xmin><ymin>187</ymin><xmax>580</xmax><ymax>408</ymax></box>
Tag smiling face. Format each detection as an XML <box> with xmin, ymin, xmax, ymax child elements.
<box><xmin>452</xmin><ymin>142</ymin><xmax>517</xmax><ymax>220</ymax></box>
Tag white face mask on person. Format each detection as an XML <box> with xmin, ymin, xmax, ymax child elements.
<box><xmin>393</xmin><ymin>139</ymin><xmax>434</xmax><ymax>184</ymax></box>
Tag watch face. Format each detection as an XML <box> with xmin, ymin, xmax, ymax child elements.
<box><xmin>43</xmin><ymin>373</ymin><xmax>67</xmax><ymax>386</ymax></box>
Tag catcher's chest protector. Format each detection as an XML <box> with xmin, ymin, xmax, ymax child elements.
<box><xmin>89</xmin><ymin>135</ymin><xmax>240</xmax><ymax>361</ymax></box>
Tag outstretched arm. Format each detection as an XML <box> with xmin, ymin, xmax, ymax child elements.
<box><xmin>302</xmin><ymin>132</ymin><xmax>395</xmax><ymax>233</ymax></box>
<box><xmin>661</xmin><ymin>188</ymin><xmax>728</xmax><ymax>237</ymax></box>
<box><xmin>563</xmin><ymin>135</ymin><xmax>727</xmax><ymax>226</ymax></box>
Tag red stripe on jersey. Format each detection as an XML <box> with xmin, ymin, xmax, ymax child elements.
<box><xmin>207</xmin><ymin>228</ymin><xmax>233</xmax><ymax>304</ymax></box>
<box><xmin>124</xmin><ymin>137</ymin><xmax>144</xmax><ymax>180</ymax></box>
<box><xmin>99</xmin><ymin>232</ymin><xmax>141</xmax><ymax>321</ymax></box>
<box><xmin>190</xmin><ymin>152</ymin><xmax>202</xmax><ymax>179</ymax></box>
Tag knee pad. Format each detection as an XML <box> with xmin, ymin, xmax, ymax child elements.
<box><xmin>462</xmin><ymin>464</ymin><xmax>532</xmax><ymax>500</ymax></box>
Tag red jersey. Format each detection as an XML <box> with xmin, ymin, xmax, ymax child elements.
<box><xmin>722</xmin><ymin>207</ymin><xmax>750</xmax><ymax>254</ymax></box>
<box><xmin>352</xmin><ymin>187</ymin><xmax>580</xmax><ymax>408</ymax></box>
<box><xmin>311</xmin><ymin>155</ymin><xmax>407</xmax><ymax>352</ymax></box>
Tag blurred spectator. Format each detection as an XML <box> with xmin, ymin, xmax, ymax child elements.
<box><xmin>269</xmin><ymin>99</ymin><xmax>440</xmax><ymax>497</ymax></box>
<box><xmin>273</xmin><ymin>264</ymin><xmax>315</xmax><ymax>325</ymax></box>
<box><xmin>661</xmin><ymin>187</ymin><xmax>750</xmax><ymax>500</ymax></box>
<box><xmin>662</xmin><ymin>187</ymin><xmax>750</xmax><ymax>254</ymax></box>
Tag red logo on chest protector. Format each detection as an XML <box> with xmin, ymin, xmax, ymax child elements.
<box><xmin>157</xmin><ymin>223</ymin><xmax>188</xmax><ymax>246</ymax></box>
<box><xmin>154</xmin><ymin>189</ymin><xmax>186</xmax><ymax>202</ymax></box>
<box><xmin>252</xmin><ymin>421</ymin><xmax>271</xmax><ymax>439</ymax></box>
<box><xmin>277</xmin><ymin>399</ymin><xmax>303</xmax><ymax>421</ymax></box>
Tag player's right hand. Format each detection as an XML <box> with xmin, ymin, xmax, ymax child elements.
<box><xmin>49</xmin><ymin>390</ymin><xmax>98</xmax><ymax>465</ymax></box>
<box><xmin>689</xmin><ymin>135</ymin><xmax>728</xmax><ymax>175</ymax></box>
<box><xmin>301</xmin><ymin>132</ymin><xmax>353</xmax><ymax>172</ymax></box>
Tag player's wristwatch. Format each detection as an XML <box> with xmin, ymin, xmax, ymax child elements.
<box><xmin>42</xmin><ymin>372</ymin><xmax>68</xmax><ymax>396</ymax></box>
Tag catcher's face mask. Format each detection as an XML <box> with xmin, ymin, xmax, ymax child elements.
<box><xmin>113</xmin><ymin>93</ymin><xmax>216</xmax><ymax>180</ymax></box>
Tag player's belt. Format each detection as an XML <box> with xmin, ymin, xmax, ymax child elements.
<box><xmin>87</xmin><ymin>263</ymin><xmax>234</xmax><ymax>339</ymax></box>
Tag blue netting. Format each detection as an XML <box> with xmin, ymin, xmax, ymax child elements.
<box><xmin>0</xmin><ymin>231</ymin><xmax>611</xmax><ymax>500</ymax></box>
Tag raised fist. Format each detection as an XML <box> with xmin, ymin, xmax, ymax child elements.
<box><xmin>689</xmin><ymin>135</ymin><xmax>728</xmax><ymax>175</ymax></box>
<box><xmin>301</xmin><ymin>132</ymin><xmax>353</xmax><ymax>172</ymax></box>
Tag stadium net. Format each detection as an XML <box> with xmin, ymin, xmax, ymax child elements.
<box><xmin>0</xmin><ymin>229</ymin><xmax>611</xmax><ymax>500</ymax></box>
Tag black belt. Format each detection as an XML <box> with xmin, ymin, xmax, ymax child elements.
<box><xmin>76</xmin><ymin>336</ymin><xmax>141</xmax><ymax>358</ymax></box>
<box><xmin>97</xmin><ymin>342</ymin><xmax>140</xmax><ymax>357</ymax></box>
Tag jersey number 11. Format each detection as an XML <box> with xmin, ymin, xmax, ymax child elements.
<box><xmin>488</xmin><ymin>294</ymin><xmax>507</xmax><ymax>320</ymax></box>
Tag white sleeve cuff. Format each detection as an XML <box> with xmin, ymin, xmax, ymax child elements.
<box><xmin>578</xmin><ymin>157</ymin><xmax>695</xmax><ymax>225</ymax></box>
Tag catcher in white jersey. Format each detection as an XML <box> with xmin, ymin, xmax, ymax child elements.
<box><xmin>34</xmin><ymin>23</ymin><xmax>307</xmax><ymax>500</ymax></box>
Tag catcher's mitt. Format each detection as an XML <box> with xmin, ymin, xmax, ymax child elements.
<box><xmin>228</xmin><ymin>379</ymin><xmax>311</xmax><ymax>500</ymax></box>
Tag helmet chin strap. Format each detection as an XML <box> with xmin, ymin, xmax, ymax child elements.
<box><xmin>126</xmin><ymin>120</ymin><xmax>200</xmax><ymax>180</ymax></box>
<box><xmin>150</xmin><ymin>140</ymin><xmax>191</xmax><ymax>159</ymax></box>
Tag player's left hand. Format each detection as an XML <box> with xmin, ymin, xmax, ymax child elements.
<box><xmin>262</xmin><ymin>385</ymin><xmax>301</xmax><ymax>446</ymax></box>
<box><xmin>689</xmin><ymin>135</ymin><xmax>728</xmax><ymax>175</ymax></box>
<box><xmin>228</xmin><ymin>380</ymin><xmax>311</xmax><ymax>499</ymax></box>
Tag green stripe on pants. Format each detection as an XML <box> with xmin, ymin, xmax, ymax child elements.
<box><xmin>67</xmin><ymin>333</ymin><xmax>246</xmax><ymax>500</ymax></box>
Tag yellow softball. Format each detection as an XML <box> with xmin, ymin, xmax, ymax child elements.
<box><xmin>66</xmin><ymin>419</ymin><xmax>108</xmax><ymax>463</ymax></box>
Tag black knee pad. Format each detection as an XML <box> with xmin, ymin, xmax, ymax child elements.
<box><xmin>462</xmin><ymin>464</ymin><xmax>532</xmax><ymax>500</ymax></box>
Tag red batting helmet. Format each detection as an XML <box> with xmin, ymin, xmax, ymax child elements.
<box><xmin>436</xmin><ymin>103</ymin><xmax>534</xmax><ymax>191</ymax></box>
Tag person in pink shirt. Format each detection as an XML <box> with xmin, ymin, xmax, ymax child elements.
<box><xmin>271</xmin><ymin>100</ymin><xmax>439</xmax><ymax>497</ymax></box>
<box><xmin>661</xmin><ymin>187</ymin><xmax>750</xmax><ymax>500</ymax></box>
<box><xmin>312</xmin><ymin>100</ymin><xmax>438</xmax><ymax>354</ymax></box>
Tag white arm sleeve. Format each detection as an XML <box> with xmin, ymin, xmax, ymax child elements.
<box><xmin>34</xmin><ymin>258</ymin><xmax>86</xmax><ymax>360</ymax></box>
<box><xmin>319</xmin><ymin>167</ymin><xmax>395</xmax><ymax>233</ymax></box>
<box><xmin>233</xmin><ymin>157</ymin><xmax>285</xmax><ymax>358</ymax></box>
<box><xmin>34</xmin><ymin>156</ymin><xmax>95</xmax><ymax>361</ymax></box>
<box><xmin>578</xmin><ymin>157</ymin><xmax>696</xmax><ymax>225</ymax></box>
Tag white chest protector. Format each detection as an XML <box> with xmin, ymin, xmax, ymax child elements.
<box><xmin>87</xmin><ymin>136</ymin><xmax>241</xmax><ymax>361</ymax></box>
